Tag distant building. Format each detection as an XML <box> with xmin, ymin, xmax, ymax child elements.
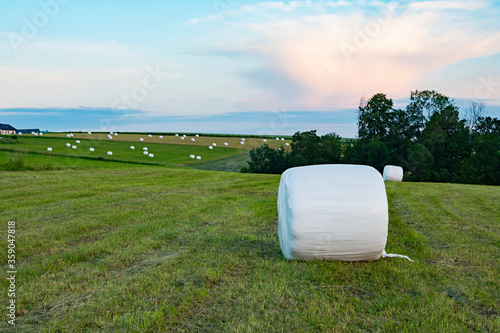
<box><xmin>17</xmin><ymin>128</ymin><xmax>40</xmax><ymax>134</ymax></box>
<box><xmin>0</xmin><ymin>123</ymin><xmax>17</xmax><ymax>135</ymax></box>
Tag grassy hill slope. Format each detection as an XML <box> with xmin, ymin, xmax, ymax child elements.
<box><xmin>0</xmin><ymin>167</ymin><xmax>498</xmax><ymax>332</ymax></box>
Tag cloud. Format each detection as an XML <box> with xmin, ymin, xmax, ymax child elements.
<box><xmin>197</xmin><ymin>0</ymin><xmax>500</xmax><ymax>109</ymax></box>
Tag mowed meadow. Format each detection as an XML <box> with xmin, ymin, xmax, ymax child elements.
<box><xmin>0</xmin><ymin>133</ymin><xmax>498</xmax><ymax>332</ymax></box>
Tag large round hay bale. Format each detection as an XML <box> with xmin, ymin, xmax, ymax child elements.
<box><xmin>383</xmin><ymin>165</ymin><xmax>403</xmax><ymax>182</ymax></box>
<box><xmin>277</xmin><ymin>164</ymin><xmax>388</xmax><ymax>261</ymax></box>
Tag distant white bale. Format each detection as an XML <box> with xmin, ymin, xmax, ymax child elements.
<box><xmin>40</xmin><ymin>133</ymin><xmax>43</xmax><ymax>136</ymax></box>
<box><xmin>31</xmin><ymin>132</ymin><xmax>35</xmax><ymax>135</ymax></box>
<box><xmin>285</xmin><ymin>143</ymin><xmax>290</xmax><ymax>146</ymax></box>
<box><xmin>107</xmin><ymin>151</ymin><xmax>113</xmax><ymax>155</ymax></box>
<box><xmin>240</xmin><ymin>141</ymin><xmax>244</xmax><ymax>145</ymax></box>
<box><xmin>18</xmin><ymin>132</ymin><xmax>23</xmax><ymax>135</ymax></box>
<box><xmin>88</xmin><ymin>131</ymin><xmax>92</xmax><ymax>134</ymax></box>
<box><xmin>76</xmin><ymin>140</ymin><xmax>80</xmax><ymax>143</ymax></box>
<box><xmin>143</xmin><ymin>147</ymin><xmax>148</xmax><ymax>151</ymax></box>
<box><xmin>72</xmin><ymin>145</ymin><xmax>77</xmax><ymax>149</ymax></box>
<box><xmin>278</xmin><ymin>164</ymin><xmax>388</xmax><ymax>261</ymax></box>
<box><xmin>159</xmin><ymin>136</ymin><xmax>163</xmax><ymax>139</ymax></box>
<box><xmin>224</xmin><ymin>142</ymin><xmax>228</xmax><ymax>146</ymax></box>
<box><xmin>114</xmin><ymin>133</ymin><xmax>118</xmax><ymax>136</ymax></box>
<box><xmin>190</xmin><ymin>154</ymin><xmax>195</xmax><ymax>159</ymax></box>
<box><xmin>139</xmin><ymin>138</ymin><xmax>144</xmax><ymax>141</ymax></box>
<box><xmin>281</xmin><ymin>138</ymin><xmax>285</xmax><ymax>141</ymax></box>
<box><xmin>47</xmin><ymin>147</ymin><xmax>52</xmax><ymax>152</ymax></box>
<box><xmin>175</xmin><ymin>134</ymin><xmax>179</xmax><ymax>137</ymax></box>
<box><xmin>183</xmin><ymin>135</ymin><xmax>187</xmax><ymax>137</ymax></box>
<box><xmin>212</xmin><ymin>143</ymin><xmax>217</xmax><ymax>146</ymax></box>
<box><xmin>70</xmin><ymin>133</ymin><xmax>74</xmax><ymax>137</ymax></box>
<box><xmin>181</xmin><ymin>137</ymin><xmax>185</xmax><ymax>140</ymax></box>
<box><xmin>209</xmin><ymin>146</ymin><xmax>213</xmax><ymax>149</ymax></box>
<box><xmin>149</xmin><ymin>153</ymin><xmax>154</xmax><ymax>157</ymax></box>
<box><xmin>143</xmin><ymin>151</ymin><xmax>148</xmax><ymax>155</ymax></box>
<box><xmin>241</xmin><ymin>138</ymin><xmax>245</xmax><ymax>141</ymax></box>
<box><xmin>195</xmin><ymin>134</ymin><xmax>199</xmax><ymax>137</ymax></box>
<box><xmin>383</xmin><ymin>165</ymin><xmax>403</xmax><ymax>182</ymax></box>
<box><xmin>196</xmin><ymin>156</ymin><xmax>201</xmax><ymax>160</ymax></box>
<box><xmin>278</xmin><ymin>147</ymin><xmax>282</xmax><ymax>151</ymax></box>
<box><xmin>66</xmin><ymin>143</ymin><xmax>71</xmax><ymax>147</ymax></box>
<box><xmin>110</xmin><ymin>131</ymin><xmax>113</xmax><ymax>135</ymax></box>
<box><xmin>276</xmin><ymin>137</ymin><xmax>279</xmax><ymax>140</ymax></box>
<box><xmin>89</xmin><ymin>148</ymin><xmax>95</xmax><ymax>152</ymax></box>
<box><xmin>148</xmin><ymin>134</ymin><xmax>152</xmax><ymax>137</ymax></box>
<box><xmin>263</xmin><ymin>139</ymin><xmax>267</xmax><ymax>142</ymax></box>
<box><xmin>191</xmin><ymin>138</ymin><xmax>195</xmax><ymax>141</ymax></box>
<box><xmin>130</xmin><ymin>146</ymin><xmax>135</xmax><ymax>149</ymax></box>
<box><xmin>107</xmin><ymin>135</ymin><xmax>113</xmax><ymax>139</ymax></box>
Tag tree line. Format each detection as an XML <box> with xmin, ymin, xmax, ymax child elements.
<box><xmin>244</xmin><ymin>90</ymin><xmax>499</xmax><ymax>185</ymax></box>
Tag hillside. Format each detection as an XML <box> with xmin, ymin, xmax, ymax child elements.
<box><xmin>0</xmin><ymin>166</ymin><xmax>498</xmax><ymax>332</ymax></box>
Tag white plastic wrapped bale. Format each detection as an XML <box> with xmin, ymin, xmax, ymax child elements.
<box><xmin>278</xmin><ymin>164</ymin><xmax>388</xmax><ymax>261</ymax></box>
<box><xmin>89</xmin><ymin>148</ymin><xmax>95</xmax><ymax>152</ymax></box>
<box><xmin>209</xmin><ymin>146</ymin><xmax>213</xmax><ymax>149</ymax></box>
<box><xmin>148</xmin><ymin>153</ymin><xmax>154</xmax><ymax>157</ymax></box>
<box><xmin>107</xmin><ymin>151</ymin><xmax>113</xmax><ymax>156</ymax></box>
<box><xmin>224</xmin><ymin>142</ymin><xmax>228</xmax><ymax>146</ymax></box>
<box><xmin>190</xmin><ymin>154</ymin><xmax>195</xmax><ymax>159</ymax></box>
<box><xmin>130</xmin><ymin>146</ymin><xmax>135</xmax><ymax>149</ymax></box>
<box><xmin>47</xmin><ymin>147</ymin><xmax>52</xmax><ymax>152</ymax></box>
<box><xmin>383</xmin><ymin>165</ymin><xmax>403</xmax><ymax>182</ymax></box>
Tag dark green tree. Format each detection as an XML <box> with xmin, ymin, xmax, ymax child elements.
<box><xmin>247</xmin><ymin>144</ymin><xmax>289</xmax><ymax>174</ymax></box>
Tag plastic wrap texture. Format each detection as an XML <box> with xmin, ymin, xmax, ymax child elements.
<box><xmin>383</xmin><ymin>165</ymin><xmax>403</xmax><ymax>182</ymax></box>
<box><xmin>278</xmin><ymin>164</ymin><xmax>388</xmax><ymax>261</ymax></box>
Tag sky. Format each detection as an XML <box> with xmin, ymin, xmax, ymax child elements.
<box><xmin>1</xmin><ymin>0</ymin><xmax>500</xmax><ymax>137</ymax></box>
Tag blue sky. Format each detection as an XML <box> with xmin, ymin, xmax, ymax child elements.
<box><xmin>1</xmin><ymin>0</ymin><xmax>500</xmax><ymax>137</ymax></box>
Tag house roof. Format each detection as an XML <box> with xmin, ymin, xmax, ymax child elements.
<box><xmin>0</xmin><ymin>123</ymin><xmax>17</xmax><ymax>131</ymax></box>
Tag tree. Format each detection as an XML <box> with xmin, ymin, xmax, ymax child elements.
<box><xmin>357</xmin><ymin>93</ymin><xmax>394</xmax><ymax>142</ymax></box>
<box><xmin>247</xmin><ymin>144</ymin><xmax>289</xmax><ymax>174</ymax></box>
<box><xmin>465</xmin><ymin>102</ymin><xmax>486</xmax><ymax>132</ymax></box>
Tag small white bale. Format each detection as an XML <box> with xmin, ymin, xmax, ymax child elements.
<box><xmin>191</xmin><ymin>138</ymin><xmax>195</xmax><ymax>141</ymax></box>
<box><xmin>183</xmin><ymin>135</ymin><xmax>187</xmax><ymax>137</ymax></box>
<box><xmin>40</xmin><ymin>133</ymin><xmax>43</xmax><ymax>136</ymax></box>
<box><xmin>72</xmin><ymin>145</ymin><xmax>77</xmax><ymax>149</ymax></box>
<box><xmin>278</xmin><ymin>164</ymin><xmax>388</xmax><ymax>261</ymax></box>
<box><xmin>66</xmin><ymin>134</ymin><xmax>71</xmax><ymax>137</ymax></box>
<box><xmin>263</xmin><ymin>139</ymin><xmax>267</xmax><ymax>142</ymax></box>
<box><xmin>76</xmin><ymin>140</ymin><xmax>80</xmax><ymax>143</ymax></box>
<box><xmin>114</xmin><ymin>133</ymin><xmax>118</xmax><ymax>136</ymax></box>
<box><xmin>139</xmin><ymin>138</ymin><xmax>144</xmax><ymax>141</ymax></box>
<box><xmin>110</xmin><ymin>131</ymin><xmax>113</xmax><ymax>135</ymax></box>
<box><xmin>143</xmin><ymin>147</ymin><xmax>148</xmax><ymax>151</ymax></box>
<box><xmin>130</xmin><ymin>146</ymin><xmax>135</xmax><ymax>149</ymax></box>
<box><xmin>181</xmin><ymin>137</ymin><xmax>185</xmax><ymax>140</ymax></box>
<box><xmin>212</xmin><ymin>143</ymin><xmax>217</xmax><ymax>146</ymax></box>
<box><xmin>240</xmin><ymin>141</ymin><xmax>244</xmax><ymax>145</ymax></box>
<box><xmin>276</xmin><ymin>137</ymin><xmax>279</xmax><ymax>140</ymax></box>
<box><xmin>18</xmin><ymin>133</ymin><xmax>22</xmax><ymax>135</ymax></box>
<box><xmin>47</xmin><ymin>147</ymin><xmax>52</xmax><ymax>152</ymax></box>
<box><xmin>224</xmin><ymin>142</ymin><xmax>228</xmax><ymax>146</ymax></box>
<box><xmin>89</xmin><ymin>148</ymin><xmax>95</xmax><ymax>152</ymax></box>
<box><xmin>195</xmin><ymin>134</ymin><xmax>199</xmax><ymax>137</ymax></box>
<box><xmin>159</xmin><ymin>136</ymin><xmax>163</xmax><ymax>139</ymax></box>
<box><xmin>148</xmin><ymin>153</ymin><xmax>154</xmax><ymax>157</ymax></box>
<box><xmin>383</xmin><ymin>165</ymin><xmax>404</xmax><ymax>182</ymax></box>
<box><xmin>281</xmin><ymin>138</ymin><xmax>285</xmax><ymax>141</ymax></box>
<box><xmin>88</xmin><ymin>131</ymin><xmax>92</xmax><ymax>134</ymax></box>
<box><xmin>143</xmin><ymin>151</ymin><xmax>148</xmax><ymax>155</ymax></box>
<box><xmin>107</xmin><ymin>135</ymin><xmax>113</xmax><ymax>139</ymax></box>
<box><xmin>190</xmin><ymin>154</ymin><xmax>195</xmax><ymax>159</ymax></box>
<box><xmin>175</xmin><ymin>134</ymin><xmax>179</xmax><ymax>137</ymax></box>
<box><xmin>241</xmin><ymin>138</ymin><xmax>245</xmax><ymax>141</ymax></box>
<box><xmin>285</xmin><ymin>143</ymin><xmax>290</xmax><ymax>146</ymax></box>
<box><xmin>148</xmin><ymin>134</ymin><xmax>152</xmax><ymax>137</ymax></box>
<box><xmin>278</xmin><ymin>147</ymin><xmax>282</xmax><ymax>151</ymax></box>
<box><xmin>66</xmin><ymin>143</ymin><xmax>71</xmax><ymax>147</ymax></box>
<box><xmin>107</xmin><ymin>151</ymin><xmax>113</xmax><ymax>155</ymax></box>
<box><xmin>196</xmin><ymin>156</ymin><xmax>201</xmax><ymax>160</ymax></box>
<box><xmin>209</xmin><ymin>146</ymin><xmax>213</xmax><ymax>149</ymax></box>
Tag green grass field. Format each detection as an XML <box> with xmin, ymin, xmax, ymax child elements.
<box><xmin>0</xmin><ymin>134</ymin><xmax>498</xmax><ymax>331</ymax></box>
